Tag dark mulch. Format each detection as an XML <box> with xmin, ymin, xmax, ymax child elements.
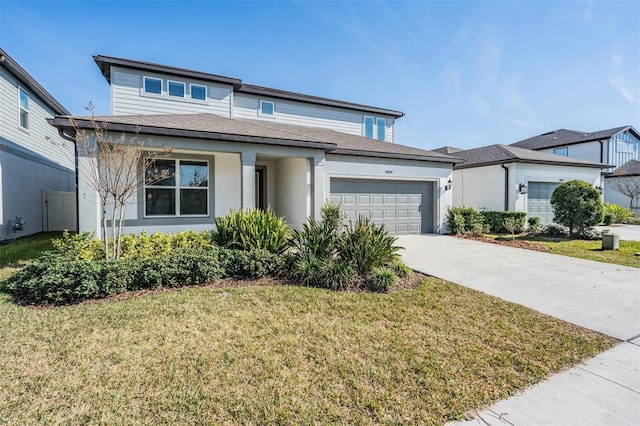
<box><xmin>457</xmin><ymin>234</ymin><xmax>550</xmax><ymax>252</ymax></box>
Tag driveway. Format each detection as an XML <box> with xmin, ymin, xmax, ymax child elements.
<box><xmin>595</xmin><ymin>224</ymin><xmax>640</xmax><ymax>242</ymax></box>
<box><xmin>397</xmin><ymin>234</ymin><xmax>640</xmax><ymax>426</ymax></box>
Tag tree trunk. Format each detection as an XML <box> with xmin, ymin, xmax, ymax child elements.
<box><xmin>101</xmin><ymin>203</ymin><xmax>108</xmax><ymax>259</ymax></box>
<box><xmin>116</xmin><ymin>201</ymin><xmax>126</xmax><ymax>259</ymax></box>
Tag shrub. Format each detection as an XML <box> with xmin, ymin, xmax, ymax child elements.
<box><xmin>289</xmin><ymin>257</ymin><xmax>356</xmax><ymax>290</ymax></box>
<box><xmin>387</xmin><ymin>257</ymin><xmax>413</xmax><ymax>278</ymax></box>
<box><xmin>574</xmin><ymin>227</ymin><xmax>602</xmax><ymax>241</ymax></box>
<box><xmin>542</xmin><ymin>224</ymin><xmax>568</xmax><ymax>238</ymax></box>
<box><xmin>480</xmin><ymin>211</ymin><xmax>527</xmax><ymax>234</ymax></box>
<box><xmin>219</xmin><ymin>248</ymin><xmax>284</xmax><ymax>279</ymax></box>
<box><xmin>52</xmin><ymin>231</ymin><xmax>104</xmax><ymax>260</ymax></box>
<box><xmin>340</xmin><ymin>216</ymin><xmax>400</xmax><ymax>276</ymax></box>
<box><xmin>446</xmin><ymin>207</ymin><xmax>486</xmax><ymax>235</ymax></box>
<box><xmin>212</xmin><ymin>208</ymin><xmax>292</xmax><ymax>254</ymax></box>
<box><xmin>603</xmin><ymin>203</ymin><xmax>630</xmax><ymax>224</ymax></box>
<box><xmin>551</xmin><ymin>180</ymin><xmax>604</xmax><ymax>235</ymax></box>
<box><xmin>527</xmin><ymin>217</ymin><xmax>541</xmax><ymax>233</ymax></box>
<box><xmin>366</xmin><ymin>267</ymin><xmax>398</xmax><ymax>292</ymax></box>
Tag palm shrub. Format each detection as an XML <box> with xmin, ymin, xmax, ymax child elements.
<box><xmin>366</xmin><ymin>266</ymin><xmax>398</xmax><ymax>292</ymax></box>
<box><xmin>340</xmin><ymin>216</ymin><xmax>400</xmax><ymax>276</ymax></box>
<box><xmin>212</xmin><ymin>208</ymin><xmax>292</xmax><ymax>254</ymax></box>
<box><xmin>603</xmin><ymin>203</ymin><xmax>630</xmax><ymax>224</ymax></box>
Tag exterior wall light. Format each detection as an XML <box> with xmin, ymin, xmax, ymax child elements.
<box><xmin>519</xmin><ymin>183</ymin><xmax>528</xmax><ymax>194</ymax></box>
<box><xmin>445</xmin><ymin>179</ymin><xmax>452</xmax><ymax>191</ymax></box>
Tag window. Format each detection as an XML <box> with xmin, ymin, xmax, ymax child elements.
<box><xmin>259</xmin><ymin>100</ymin><xmax>275</xmax><ymax>117</ymax></box>
<box><xmin>363</xmin><ymin>116</ymin><xmax>374</xmax><ymax>138</ymax></box>
<box><xmin>19</xmin><ymin>87</ymin><xmax>29</xmax><ymax>129</ymax></box>
<box><xmin>616</xmin><ymin>139</ymin><xmax>633</xmax><ymax>153</ymax></box>
<box><xmin>553</xmin><ymin>147</ymin><xmax>568</xmax><ymax>156</ymax></box>
<box><xmin>168</xmin><ymin>80</ymin><xmax>185</xmax><ymax>98</ymax></box>
<box><xmin>190</xmin><ymin>84</ymin><xmax>207</xmax><ymax>101</ymax></box>
<box><xmin>143</xmin><ymin>77</ymin><xmax>162</xmax><ymax>94</ymax></box>
<box><xmin>376</xmin><ymin>117</ymin><xmax>386</xmax><ymax>141</ymax></box>
<box><xmin>145</xmin><ymin>159</ymin><xmax>208</xmax><ymax>216</ymax></box>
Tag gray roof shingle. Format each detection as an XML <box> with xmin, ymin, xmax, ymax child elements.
<box><xmin>510</xmin><ymin>126</ymin><xmax>636</xmax><ymax>150</ymax></box>
<box><xmin>49</xmin><ymin>113</ymin><xmax>460</xmax><ymax>164</ymax></box>
<box><xmin>609</xmin><ymin>159</ymin><xmax>640</xmax><ymax>177</ymax></box>
<box><xmin>453</xmin><ymin>144</ymin><xmax>611</xmax><ymax>169</ymax></box>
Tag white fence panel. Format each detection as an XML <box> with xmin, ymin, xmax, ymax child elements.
<box><xmin>42</xmin><ymin>189</ymin><xmax>77</xmax><ymax>232</ymax></box>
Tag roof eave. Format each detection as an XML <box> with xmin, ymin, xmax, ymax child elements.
<box><xmin>331</xmin><ymin>148</ymin><xmax>461</xmax><ymax>164</ymax></box>
<box><xmin>454</xmin><ymin>158</ymin><xmax>611</xmax><ymax>170</ymax></box>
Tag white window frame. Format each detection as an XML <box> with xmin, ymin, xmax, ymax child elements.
<box><xmin>143</xmin><ymin>76</ymin><xmax>163</xmax><ymax>95</ymax></box>
<box><xmin>167</xmin><ymin>80</ymin><xmax>186</xmax><ymax>98</ymax></box>
<box><xmin>553</xmin><ymin>147</ymin><xmax>568</xmax><ymax>156</ymax></box>
<box><xmin>259</xmin><ymin>100</ymin><xmax>275</xmax><ymax>118</ymax></box>
<box><xmin>616</xmin><ymin>139</ymin><xmax>633</xmax><ymax>153</ymax></box>
<box><xmin>363</xmin><ymin>116</ymin><xmax>374</xmax><ymax>138</ymax></box>
<box><xmin>18</xmin><ymin>86</ymin><xmax>29</xmax><ymax>130</ymax></box>
<box><xmin>190</xmin><ymin>83</ymin><xmax>207</xmax><ymax>101</ymax></box>
<box><xmin>144</xmin><ymin>158</ymin><xmax>210</xmax><ymax>218</ymax></box>
<box><xmin>376</xmin><ymin>117</ymin><xmax>386</xmax><ymax>141</ymax></box>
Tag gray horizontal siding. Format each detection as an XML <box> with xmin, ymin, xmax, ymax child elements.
<box><xmin>111</xmin><ymin>67</ymin><xmax>232</xmax><ymax>117</ymax></box>
<box><xmin>0</xmin><ymin>67</ymin><xmax>74</xmax><ymax>170</ymax></box>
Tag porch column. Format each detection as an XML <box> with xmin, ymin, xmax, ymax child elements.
<box><xmin>311</xmin><ymin>154</ymin><xmax>326</xmax><ymax>221</ymax></box>
<box><xmin>241</xmin><ymin>151</ymin><xmax>256</xmax><ymax>209</ymax></box>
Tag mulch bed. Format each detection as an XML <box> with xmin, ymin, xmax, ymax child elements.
<box><xmin>457</xmin><ymin>234</ymin><xmax>550</xmax><ymax>252</ymax></box>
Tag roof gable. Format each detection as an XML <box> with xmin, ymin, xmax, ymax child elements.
<box><xmin>510</xmin><ymin>126</ymin><xmax>637</xmax><ymax>150</ymax></box>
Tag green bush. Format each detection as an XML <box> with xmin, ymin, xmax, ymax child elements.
<box><xmin>341</xmin><ymin>216</ymin><xmax>400</xmax><ymax>276</ymax></box>
<box><xmin>527</xmin><ymin>217</ymin><xmax>541</xmax><ymax>233</ymax></box>
<box><xmin>212</xmin><ymin>208</ymin><xmax>292</xmax><ymax>254</ymax></box>
<box><xmin>551</xmin><ymin>180</ymin><xmax>603</xmax><ymax>235</ymax></box>
<box><xmin>542</xmin><ymin>224</ymin><xmax>568</xmax><ymax>238</ymax></box>
<box><xmin>366</xmin><ymin>267</ymin><xmax>398</xmax><ymax>292</ymax></box>
<box><xmin>387</xmin><ymin>257</ymin><xmax>413</xmax><ymax>278</ymax></box>
<box><xmin>52</xmin><ymin>231</ymin><xmax>104</xmax><ymax>260</ymax></box>
<box><xmin>480</xmin><ymin>211</ymin><xmax>527</xmax><ymax>234</ymax></box>
<box><xmin>289</xmin><ymin>257</ymin><xmax>357</xmax><ymax>290</ymax></box>
<box><xmin>603</xmin><ymin>203</ymin><xmax>630</xmax><ymax>224</ymax></box>
<box><xmin>219</xmin><ymin>248</ymin><xmax>284</xmax><ymax>279</ymax></box>
<box><xmin>446</xmin><ymin>207</ymin><xmax>487</xmax><ymax>235</ymax></box>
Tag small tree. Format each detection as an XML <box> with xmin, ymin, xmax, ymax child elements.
<box><xmin>611</xmin><ymin>176</ymin><xmax>640</xmax><ymax>211</ymax></box>
<box><xmin>550</xmin><ymin>180</ymin><xmax>603</xmax><ymax>236</ymax></box>
<box><xmin>73</xmin><ymin>106</ymin><xmax>171</xmax><ymax>259</ymax></box>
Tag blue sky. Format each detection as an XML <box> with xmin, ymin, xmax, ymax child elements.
<box><xmin>1</xmin><ymin>0</ymin><xmax>638</xmax><ymax>151</ymax></box>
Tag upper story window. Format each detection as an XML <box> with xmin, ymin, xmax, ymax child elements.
<box><xmin>143</xmin><ymin>77</ymin><xmax>162</xmax><ymax>95</ymax></box>
<box><xmin>168</xmin><ymin>80</ymin><xmax>185</xmax><ymax>98</ymax></box>
<box><xmin>363</xmin><ymin>116</ymin><xmax>374</xmax><ymax>138</ymax></box>
<box><xmin>376</xmin><ymin>118</ymin><xmax>386</xmax><ymax>141</ymax></box>
<box><xmin>18</xmin><ymin>87</ymin><xmax>29</xmax><ymax>130</ymax></box>
<box><xmin>190</xmin><ymin>84</ymin><xmax>207</xmax><ymax>101</ymax></box>
<box><xmin>616</xmin><ymin>139</ymin><xmax>634</xmax><ymax>153</ymax></box>
<box><xmin>553</xmin><ymin>147</ymin><xmax>568</xmax><ymax>156</ymax></box>
<box><xmin>259</xmin><ymin>100</ymin><xmax>275</xmax><ymax>117</ymax></box>
<box><xmin>145</xmin><ymin>159</ymin><xmax>209</xmax><ymax>217</ymax></box>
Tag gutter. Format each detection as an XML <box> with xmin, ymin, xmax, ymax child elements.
<box><xmin>57</xmin><ymin>128</ymin><xmax>80</xmax><ymax>234</ymax></box>
<box><xmin>501</xmin><ymin>164</ymin><xmax>509</xmax><ymax>211</ymax></box>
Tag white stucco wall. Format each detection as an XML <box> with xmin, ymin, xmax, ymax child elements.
<box><xmin>274</xmin><ymin>157</ymin><xmax>310</xmax><ymax>229</ymax></box>
<box><xmin>539</xmin><ymin>141</ymin><xmax>602</xmax><ymax>165</ymax></box>
<box><xmin>325</xmin><ymin>154</ymin><xmax>453</xmax><ymax>233</ymax></box>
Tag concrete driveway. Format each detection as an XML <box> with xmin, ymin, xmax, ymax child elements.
<box><xmin>595</xmin><ymin>224</ymin><xmax>640</xmax><ymax>242</ymax></box>
<box><xmin>396</xmin><ymin>235</ymin><xmax>640</xmax><ymax>426</ymax></box>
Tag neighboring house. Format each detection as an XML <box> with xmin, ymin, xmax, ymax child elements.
<box><xmin>0</xmin><ymin>48</ymin><xmax>75</xmax><ymax>240</ymax></box>
<box><xmin>605</xmin><ymin>159</ymin><xmax>640</xmax><ymax>212</ymax></box>
<box><xmin>448</xmin><ymin>144</ymin><xmax>610</xmax><ymax>224</ymax></box>
<box><xmin>50</xmin><ymin>55</ymin><xmax>460</xmax><ymax>236</ymax></box>
<box><xmin>510</xmin><ymin>126</ymin><xmax>640</xmax><ymax>170</ymax></box>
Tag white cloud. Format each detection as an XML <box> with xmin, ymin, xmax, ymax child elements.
<box><xmin>610</xmin><ymin>76</ymin><xmax>639</xmax><ymax>103</ymax></box>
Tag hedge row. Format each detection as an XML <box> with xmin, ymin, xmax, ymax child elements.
<box><xmin>447</xmin><ymin>207</ymin><xmax>528</xmax><ymax>234</ymax></box>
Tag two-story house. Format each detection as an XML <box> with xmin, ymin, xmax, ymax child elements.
<box><xmin>0</xmin><ymin>48</ymin><xmax>75</xmax><ymax>240</ymax></box>
<box><xmin>510</xmin><ymin>126</ymin><xmax>640</xmax><ymax>209</ymax></box>
<box><xmin>50</xmin><ymin>55</ymin><xmax>460</xmax><ymax>236</ymax></box>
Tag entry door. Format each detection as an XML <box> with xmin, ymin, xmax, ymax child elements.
<box><xmin>255</xmin><ymin>168</ymin><xmax>266</xmax><ymax>210</ymax></box>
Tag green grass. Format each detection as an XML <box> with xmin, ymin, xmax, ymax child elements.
<box><xmin>512</xmin><ymin>236</ymin><xmax>640</xmax><ymax>268</ymax></box>
<box><xmin>0</xmin><ymin>281</ymin><xmax>615</xmax><ymax>424</ymax></box>
<box><xmin>0</xmin><ymin>232</ymin><xmax>64</xmax><ymax>282</ymax></box>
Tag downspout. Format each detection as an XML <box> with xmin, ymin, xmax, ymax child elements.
<box><xmin>598</xmin><ymin>139</ymin><xmax>604</xmax><ymax>164</ymax></box>
<box><xmin>501</xmin><ymin>164</ymin><xmax>509</xmax><ymax>211</ymax></box>
<box><xmin>58</xmin><ymin>128</ymin><xmax>79</xmax><ymax>233</ymax></box>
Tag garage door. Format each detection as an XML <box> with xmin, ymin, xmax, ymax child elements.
<box><xmin>329</xmin><ymin>178</ymin><xmax>433</xmax><ymax>234</ymax></box>
<box><xmin>527</xmin><ymin>182</ymin><xmax>559</xmax><ymax>225</ymax></box>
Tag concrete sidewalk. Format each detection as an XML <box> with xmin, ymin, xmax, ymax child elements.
<box><xmin>396</xmin><ymin>235</ymin><xmax>640</xmax><ymax>426</ymax></box>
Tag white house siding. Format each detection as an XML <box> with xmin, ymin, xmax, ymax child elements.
<box><xmin>0</xmin><ymin>66</ymin><xmax>74</xmax><ymax>239</ymax></box>
<box><xmin>233</xmin><ymin>93</ymin><xmax>396</xmax><ymax>142</ymax></box>
<box><xmin>539</xmin><ymin>140</ymin><xmax>603</xmax><ymax>166</ymax></box>
<box><xmin>110</xmin><ymin>67</ymin><xmax>233</xmax><ymax>117</ymax></box>
<box><xmin>325</xmin><ymin>154</ymin><xmax>452</xmax><ymax>234</ymax></box>
<box><xmin>452</xmin><ymin>165</ymin><xmax>506</xmax><ymax>211</ymax></box>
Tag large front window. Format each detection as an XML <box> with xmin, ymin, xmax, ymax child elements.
<box><xmin>145</xmin><ymin>159</ymin><xmax>208</xmax><ymax>216</ymax></box>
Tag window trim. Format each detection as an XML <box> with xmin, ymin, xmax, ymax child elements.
<box><xmin>144</xmin><ymin>158</ymin><xmax>210</xmax><ymax>218</ymax></box>
<box><xmin>18</xmin><ymin>86</ymin><xmax>29</xmax><ymax>130</ymax></box>
<box><xmin>259</xmin><ymin>100</ymin><xmax>275</xmax><ymax>118</ymax></box>
<box><xmin>363</xmin><ymin>115</ymin><xmax>374</xmax><ymax>138</ymax></box>
<box><xmin>167</xmin><ymin>80</ymin><xmax>186</xmax><ymax>98</ymax></box>
<box><xmin>190</xmin><ymin>83</ymin><xmax>207</xmax><ymax>101</ymax></box>
<box><xmin>143</xmin><ymin>76</ymin><xmax>163</xmax><ymax>95</ymax></box>
<box><xmin>553</xmin><ymin>147</ymin><xmax>568</xmax><ymax>156</ymax></box>
<box><xmin>376</xmin><ymin>117</ymin><xmax>386</xmax><ymax>141</ymax></box>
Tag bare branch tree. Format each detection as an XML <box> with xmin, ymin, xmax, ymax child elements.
<box><xmin>611</xmin><ymin>176</ymin><xmax>640</xmax><ymax>211</ymax></box>
<box><xmin>72</xmin><ymin>104</ymin><xmax>171</xmax><ymax>259</ymax></box>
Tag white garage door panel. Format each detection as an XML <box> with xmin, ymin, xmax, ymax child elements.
<box><xmin>330</xmin><ymin>178</ymin><xmax>433</xmax><ymax>234</ymax></box>
<box><xmin>527</xmin><ymin>182</ymin><xmax>559</xmax><ymax>225</ymax></box>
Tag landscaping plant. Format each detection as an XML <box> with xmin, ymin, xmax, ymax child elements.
<box><xmin>446</xmin><ymin>207</ymin><xmax>487</xmax><ymax>235</ymax></box>
<box><xmin>212</xmin><ymin>208</ymin><xmax>292</xmax><ymax>254</ymax></box>
<box><xmin>603</xmin><ymin>203</ymin><xmax>630</xmax><ymax>225</ymax></box>
<box><xmin>550</xmin><ymin>180</ymin><xmax>603</xmax><ymax>236</ymax></box>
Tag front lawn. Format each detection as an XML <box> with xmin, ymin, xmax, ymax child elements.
<box><xmin>0</xmin><ymin>279</ymin><xmax>615</xmax><ymax>424</ymax></box>
<box><xmin>0</xmin><ymin>232</ymin><xmax>64</xmax><ymax>282</ymax></box>
<box><xmin>497</xmin><ymin>236</ymin><xmax>640</xmax><ymax>268</ymax></box>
